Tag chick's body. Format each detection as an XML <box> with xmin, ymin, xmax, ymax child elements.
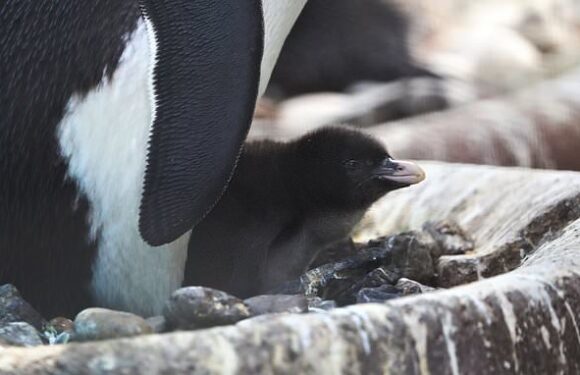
<box><xmin>185</xmin><ymin>127</ymin><xmax>425</xmax><ymax>297</ymax></box>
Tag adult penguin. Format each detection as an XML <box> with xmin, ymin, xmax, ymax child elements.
<box><xmin>268</xmin><ymin>0</ymin><xmax>433</xmax><ymax>97</ymax></box>
<box><xmin>0</xmin><ymin>0</ymin><xmax>307</xmax><ymax>318</ymax></box>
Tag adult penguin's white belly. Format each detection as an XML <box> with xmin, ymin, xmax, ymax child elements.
<box><xmin>0</xmin><ymin>0</ymin><xmax>307</xmax><ymax>318</ymax></box>
<box><xmin>58</xmin><ymin>20</ymin><xmax>189</xmax><ymax>318</ymax></box>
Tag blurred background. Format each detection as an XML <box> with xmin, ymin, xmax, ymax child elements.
<box><xmin>251</xmin><ymin>0</ymin><xmax>580</xmax><ymax>171</ymax></box>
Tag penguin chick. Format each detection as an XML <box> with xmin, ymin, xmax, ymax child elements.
<box><xmin>184</xmin><ymin>126</ymin><xmax>425</xmax><ymax>298</ymax></box>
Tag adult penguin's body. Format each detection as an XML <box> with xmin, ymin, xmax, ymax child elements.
<box><xmin>268</xmin><ymin>0</ymin><xmax>435</xmax><ymax>97</ymax></box>
<box><xmin>0</xmin><ymin>0</ymin><xmax>307</xmax><ymax>318</ymax></box>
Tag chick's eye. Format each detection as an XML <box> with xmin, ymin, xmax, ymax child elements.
<box><xmin>345</xmin><ymin>160</ymin><xmax>359</xmax><ymax>169</ymax></box>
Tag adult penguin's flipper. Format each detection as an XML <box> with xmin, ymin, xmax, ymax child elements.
<box><xmin>139</xmin><ymin>0</ymin><xmax>264</xmax><ymax>246</ymax></box>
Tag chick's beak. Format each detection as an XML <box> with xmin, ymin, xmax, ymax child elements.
<box><xmin>377</xmin><ymin>158</ymin><xmax>426</xmax><ymax>185</ymax></box>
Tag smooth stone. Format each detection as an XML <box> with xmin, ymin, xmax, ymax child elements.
<box><xmin>356</xmin><ymin>285</ymin><xmax>402</xmax><ymax>304</ymax></box>
<box><xmin>244</xmin><ymin>295</ymin><xmax>308</xmax><ymax>316</ymax></box>
<box><xmin>146</xmin><ymin>316</ymin><xmax>167</xmax><ymax>334</ymax></box>
<box><xmin>383</xmin><ymin>232</ymin><xmax>435</xmax><ymax>283</ymax></box>
<box><xmin>73</xmin><ymin>308</ymin><xmax>153</xmax><ymax>342</ymax></box>
<box><xmin>0</xmin><ymin>322</ymin><xmax>44</xmax><ymax>347</ymax></box>
<box><xmin>423</xmin><ymin>220</ymin><xmax>474</xmax><ymax>258</ymax></box>
<box><xmin>354</xmin><ymin>267</ymin><xmax>399</xmax><ymax>290</ymax></box>
<box><xmin>297</xmin><ymin>230</ymin><xmax>437</xmax><ymax>303</ymax></box>
<box><xmin>330</xmin><ymin>267</ymin><xmax>398</xmax><ymax>306</ymax></box>
<box><xmin>164</xmin><ymin>287</ymin><xmax>251</xmax><ymax>330</ymax></box>
<box><xmin>307</xmin><ymin>297</ymin><xmax>337</xmax><ymax>312</ymax></box>
<box><xmin>0</xmin><ymin>284</ymin><xmax>46</xmax><ymax>331</ymax></box>
<box><xmin>395</xmin><ymin>278</ymin><xmax>436</xmax><ymax>295</ymax></box>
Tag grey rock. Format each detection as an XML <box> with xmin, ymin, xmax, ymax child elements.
<box><xmin>73</xmin><ymin>308</ymin><xmax>152</xmax><ymax>342</ymax></box>
<box><xmin>368</xmin><ymin>266</ymin><xmax>400</xmax><ymax>285</ymax></box>
<box><xmin>3</xmin><ymin>164</ymin><xmax>580</xmax><ymax>374</ymax></box>
<box><xmin>437</xmin><ymin>257</ymin><xmax>480</xmax><ymax>288</ymax></box>
<box><xmin>386</xmin><ymin>232</ymin><xmax>435</xmax><ymax>283</ymax></box>
<box><xmin>244</xmin><ymin>295</ymin><xmax>308</xmax><ymax>316</ymax></box>
<box><xmin>0</xmin><ymin>284</ymin><xmax>46</xmax><ymax>331</ymax></box>
<box><xmin>0</xmin><ymin>322</ymin><xmax>44</xmax><ymax>347</ymax></box>
<box><xmin>423</xmin><ymin>220</ymin><xmax>474</xmax><ymax>258</ymax></box>
<box><xmin>357</xmin><ymin>163</ymin><xmax>580</xmax><ymax>288</ymax></box>
<box><xmin>355</xmin><ymin>267</ymin><xmax>399</xmax><ymax>289</ymax></box>
<box><xmin>395</xmin><ymin>278</ymin><xmax>436</xmax><ymax>295</ymax></box>
<box><xmin>296</xmin><ymin>231</ymin><xmax>435</xmax><ymax>305</ymax></box>
<box><xmin>164</xmin><ymin>287</ymin><xmax>251</xmax><ymax>330</ymax></box>
<box><xmin>334</xmin><ymin>267</ymin><xmax>398</xmax><ymax>306</ymax></box>
<box><xmin>146</xmin><ymin>316</ymin><xmax>167</xmax><ymax>334</ymax></box>
<box><xmin>356</xmin><ymin>285</ymin><xmax>401</xmax><ymax>304</ymax></box>
<box><xmin>316</xmin><ymin>300</ymin><xmax>337</xmax><ymax>311</ymax></box>
<box><xmin>307</xmin><ymin>298</ymin><xmax>337</xmax><ymax>312</ymax></box>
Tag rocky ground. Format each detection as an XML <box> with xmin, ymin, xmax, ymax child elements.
<box><xmin>0</xmin><ymin>209</ymin><xmax>474</xmax><ymax>347</ymax></box>
<box><xmin>3</xmin><ymin>0</ymin><xmax>580</xmax><ymax>373</ymax></box>
<box><xmin>1</xmin><ymin>162</ymin><xmax>579</xmax><ymax>374</ymax></box>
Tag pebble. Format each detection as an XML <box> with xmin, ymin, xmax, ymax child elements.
<box><xmin>73</xmin><ymin>308</ymin><xmax>153</xmax><ymax>342</ymax></box>
<box><xmin>146</xmin><ymin>316</ymin><xmax>167</xmax><ymax>334</ymax></box>
<box><xmin>395</xmin><ymin>278</ymin><xmax>436</xmax><ymax>296</ymax></box>
<box><xmin>423</xmin><ymin>220</ymin><xmax>475</xmax><ymax>258</ymax></box>
<box><xmin>297</xmin><ymin>230</ymin><xmax>438</xmax><ymax>303</ymax></box>
<box><xmin>357</xmin><ymin>285</ymin><xmax>402</xmax><ymax>304</ymax></box>
<box><xmin>308</xmin><ymin>297</ymin><xmax>337</xmax><ymax>312</ymax></box>
<box><xmin>386</xmin><ymin>232</ymin><xmax>435</xmax><ymax>283</ymax></box>
<box><xmin>0</xmin><ymin>322</ymin><xmax>44</xmax><ymax>347</ymax></box>
<box><xmin>331</xmin><ymin>267</ymin><xmax>398</xmax><ymax>306</ymax></box>
<box><xmin>244</xmin><ymin>295</ymin><xmax>308</xmax><ymax>316</ymax></box>
<box><xmin>0</xmin><ymin>284</ymin><xmax>46</xmax><ymax>331</ymax></box>
<box><xmin>164</xmin><ymin>287</ymin><xmax>251</xmax><ymax>330</ymax></box>
<box><xmin>355</xmin><ymin>267</ymin><xmax>398</xmax><ymax>290</ymax></box>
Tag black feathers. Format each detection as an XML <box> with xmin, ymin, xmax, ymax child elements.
<box><xmin>138</xmin><ymin>0</ymin><xmax>264</xmax><ymax>246</ymax></box>
<box><xmin>0</xmin><ymin>0</ymin><xmax>269</xmax><ymax>316</ymax></box>
<box><xmin>185</xmin><ymin>127</ymin><xmax>424</xmax><ymax>297</ymax></box>
<box><xmin>268</xmin><ymin>0</ymin><xmax>434</xmax><ymax>97</ymax></box>
<box><xmin>0</xmin><ymin>0</ymin><xmax>140</xmax><ymax>317</ymax></box>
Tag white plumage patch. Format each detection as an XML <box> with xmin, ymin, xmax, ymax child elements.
<box><xmin>56</xmin><ymin>2</ymin><xmax>307</xmax><ymax>317</ymax></box>
<box><xmin>259</xmin><ymin>0</ymin><xmax>308</xmax><ymax>95</ymax></box>
<box><xmin>141</xmin><ymin>10</ymin><xmax>159</xmax><ymax>139</ymax></box>
<box><xmin>58</xmin><ymin>21</ymin><xmax>190</xmax><ymax>317</ymax></box>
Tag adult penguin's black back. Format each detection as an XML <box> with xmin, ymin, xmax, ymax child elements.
<box><xmin>0</xmin><ymin>0</ymin><xmax>308</xmax><ymax>318</ymax></box>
